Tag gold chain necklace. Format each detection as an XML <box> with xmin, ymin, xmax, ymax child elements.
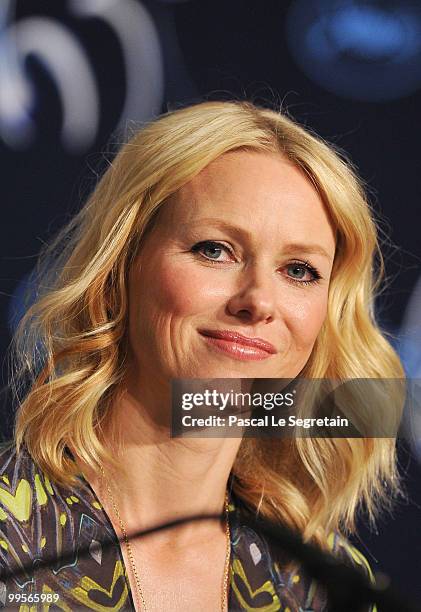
<box><xmin>99</xmin><ymin>466</ymin><xmax>231</xmax><ymax>612</ymax></box>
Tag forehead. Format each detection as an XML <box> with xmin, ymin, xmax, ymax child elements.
<box><xmin>158</xmin><ymin>151</ymin><xmax>335</xmax><ymax>250</ymax></box>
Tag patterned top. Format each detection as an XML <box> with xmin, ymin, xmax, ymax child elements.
<box><xmin>0</xmin><ymin>444</ymin><xmax>375</xmax><ymax>611</ymax></box>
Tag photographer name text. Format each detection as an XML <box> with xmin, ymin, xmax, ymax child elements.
<box><xmin>181</xmin><ymin>415</ymin><xmax>349</xmax><ymax>429</ymax></box>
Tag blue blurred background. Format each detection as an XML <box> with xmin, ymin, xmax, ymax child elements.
<box><xmin>1</xmin><ymin>0</ymin><xmax>420</xmax><ymax>605</ymax></box>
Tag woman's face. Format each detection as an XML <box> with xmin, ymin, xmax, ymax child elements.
<box><xmin>127</xmin><ymin>151</ymin><xmax>336</xmax><ymax>387</ymax></box>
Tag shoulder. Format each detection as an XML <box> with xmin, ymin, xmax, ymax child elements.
<box><xmin>266</xmin><ymin>530</ymin><xmax>377</xmax><ymax>612</ymax></box>
<box><xmin>0</xmin><ymin>443</ymin><xmax>49</xmax><ymax>591</ymax></box>
<box><xmin>0</xmin><ymin>442</ymin><xmax>58</xmax><ymax>575</ymax></box>
<box><xmin>229</xmin><ymin>500</ymin><xmax>376</xmax><ymax>612</ymax></box>
<box><xmin>0</xmin><ymin>443</ymin><xmax>57</xmax><ymax>524</ymax></box>
<box><xmin>0</xmin><ymin>443</ymin><xmax>38</xmax><ymax>524</ymax></box>
<box><xmin>0</xmin><ymin>444</ymin><xmax>130</xmax><ymax>609</ymax></box>
<box><xmin>0</xmin><ymin>442</ymin><xmax>108</xmax><ymax>536</ymax></box>
<box><xmin>0</xmin><ymin>443</ymin><xmax>106</xmax><ymax>562</ymax></box>
<box><xmin>229</xmin><ymin>502</ymin><xmax>329</xmax><ymax>611</ymax></box>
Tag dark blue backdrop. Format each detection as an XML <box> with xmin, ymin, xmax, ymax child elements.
<box><xmin>1</xmin><ymin>0</ymin><xmax>420</xmax><ymax>605</ymax></box>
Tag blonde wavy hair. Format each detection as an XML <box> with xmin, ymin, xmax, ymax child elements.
<box><xmin>11</xmin><ymin>101</ymin><xmax>404</xmax><ymax>549</ymax></box>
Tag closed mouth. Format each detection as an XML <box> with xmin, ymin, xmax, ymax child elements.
<box><xmin>199</xmin><ymin>329</ymin><xmax>277</xmax><ymax>354</ymax></box>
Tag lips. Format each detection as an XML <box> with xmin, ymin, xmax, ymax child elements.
<box><xmin>199</xmin><ymin>329</ymin><xmax>277</xmax><ymax>361</ymax></box>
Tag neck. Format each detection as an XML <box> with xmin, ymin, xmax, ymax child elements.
<box><xmin>81</xmin><ymin>388</ymin><xmax>242</xmax><ymax>548</ymax></box>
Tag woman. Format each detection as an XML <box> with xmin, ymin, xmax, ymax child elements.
<box><xmin>0</xmin><ymin>101</ymin><xmax>403</xmax><ymax>611</ymax></box>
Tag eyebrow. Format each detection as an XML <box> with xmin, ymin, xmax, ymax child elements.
<box><xmin>280</xmin><ymin>243</ymin><xmax>333</xmax><ymax>260</ymax></box>
<box><xmin>180</xmin><ymin>218</ymin><xmax>334</xmax><ymax>261</ymax></box>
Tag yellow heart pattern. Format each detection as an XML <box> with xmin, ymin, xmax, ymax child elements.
<box><xmin>0</xmin><ymin>478</ymin><xmax>32</xmax><ymax>522</ymax></box>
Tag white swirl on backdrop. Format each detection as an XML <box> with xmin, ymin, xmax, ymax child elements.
<box><xmin>0</xmin><ymin>0</ymin><xmax>164</xmax><ymax>152</ymax></box>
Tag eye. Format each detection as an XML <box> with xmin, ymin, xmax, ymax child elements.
<box><xmin>284</xmin><ymin>261</ymin><xmax>322</xmax><ymax>285</ymax></box>
<box><xmin>191</xmin><ymin>240</ymin><xmax>234</xmax><ymax>263</ymax></box>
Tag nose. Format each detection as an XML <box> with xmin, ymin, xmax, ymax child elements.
<box><xmin>226</xmin><ymin>263</ymin><xmax>278</xmax><ymax>325</ymax></box>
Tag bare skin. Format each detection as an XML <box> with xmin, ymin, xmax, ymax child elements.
<box><xmin>81</xmin><ymin>151</ymin><xmax>336</xmax><ymax>611</ymax></box>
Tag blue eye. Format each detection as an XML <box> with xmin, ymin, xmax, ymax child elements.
<box><xmin>191</xmin><ymin>241</ymin><xmax>233</xmax><ymax>262</ymax></box>
<box><xmin>285</xmin><ymin>261</ymin><xmax>321</xmax><ymax>285</ymax></box>
<box><xmin>190</xmin><ymin>243</ymin><xmax>322</xmax><ymax>285</ymax></box>
<box><xmin>287</xmin><ymin>264</ymin><xmax>307</xmax><ymax>279</ymax></box>
<box><xmin>202</xmin><ymin>243</ymin><xmax>223</xmax><ymax>259</ymax></box>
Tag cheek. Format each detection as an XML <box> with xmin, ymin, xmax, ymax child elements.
<box><xmin>281</xmin><ymin>291</ymin><xmax>329</xmax><ymax>349</ymax></box>
<box><xmin>136</xmin><ymin>258</ymin><xmax>221</xmax><ymax>320</ymax></box>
